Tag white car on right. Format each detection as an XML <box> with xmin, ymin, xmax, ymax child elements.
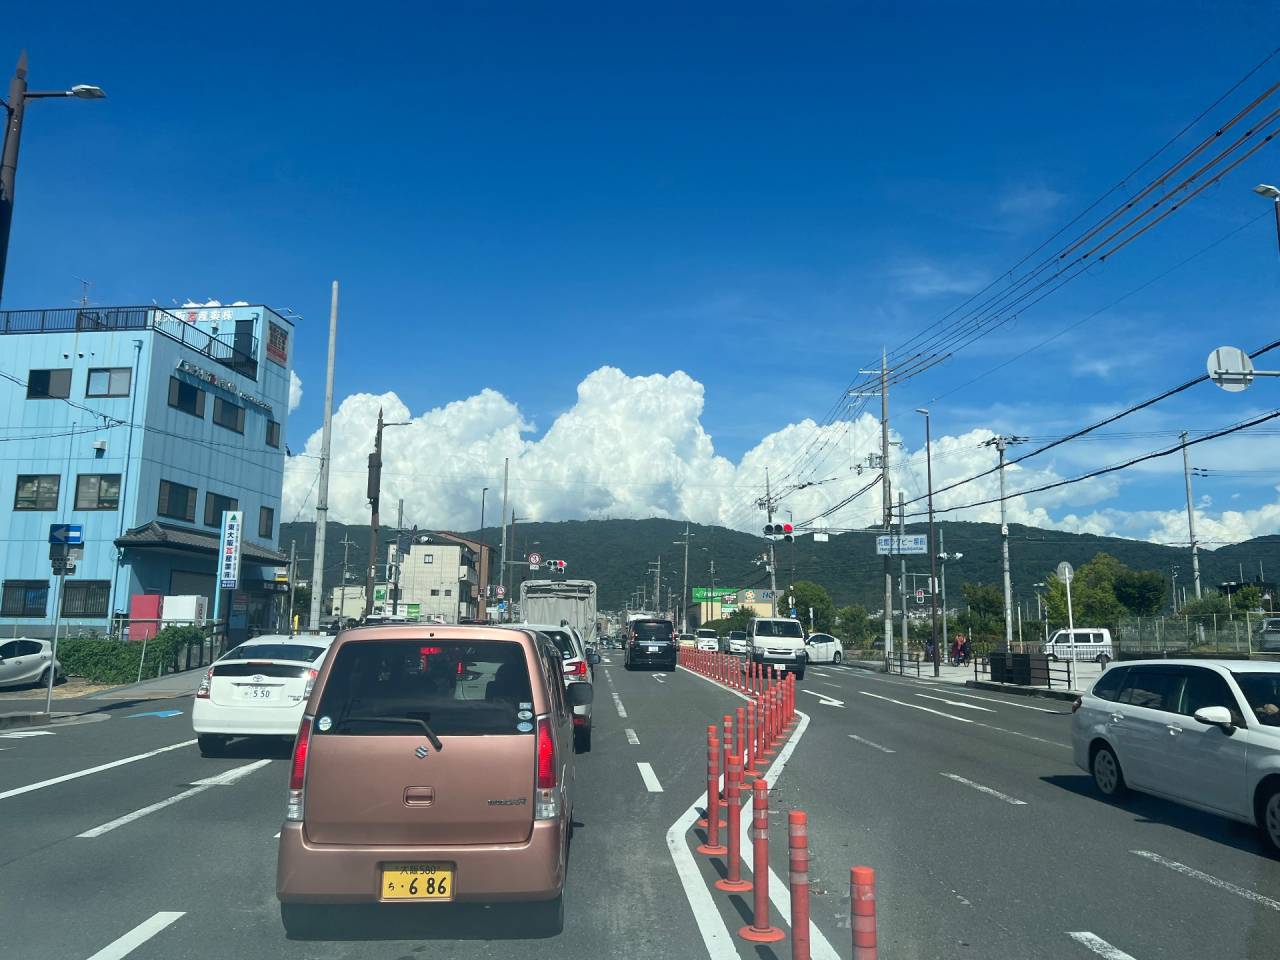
<box><xmin>1072</xmin><ymin>659</ymin><xmax>1280</xmax><ymax>854</ymax></box>
<box><xmin>803</xmin><ymin>633</ymin><xmax>843</xmax><ymax>664</ymax></box>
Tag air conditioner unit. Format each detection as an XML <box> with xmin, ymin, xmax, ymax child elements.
<box><xmin>91</xmin><ymin>440</ymin><xmax>107</xmax><ymax>451</ymax></box>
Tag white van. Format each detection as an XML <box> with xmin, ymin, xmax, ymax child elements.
<box><xmin>748</xmin><ymin>617</ymin><xmax>808</xmax><ymax>679</ymax></box>
<box><xmin>1043</xmin><ymin>628</ymin><xmax>1114</xmax><ymax>663</ymax></box>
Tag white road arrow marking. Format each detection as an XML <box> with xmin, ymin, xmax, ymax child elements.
<box><xmin>800</xmin><ymin>689</ymin><xmax>845</xmax><ymax>707</ymax></box>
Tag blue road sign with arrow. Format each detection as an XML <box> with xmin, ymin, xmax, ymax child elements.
<box><xmin>49</xmin><ymin>524</ymin><xmax>83</xmax><ymax>545</ymax></box>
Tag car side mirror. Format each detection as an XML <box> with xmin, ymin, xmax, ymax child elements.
<box><xmin>566</xmin><ymin>682</ymin><xmax>593</xmax><ymax>707</ymax></box>
<box><xmin>587</xmin><ymin>652</ymin><xmax>601</xmax><ymax>665</ymax></box>
<box><xmin>1193</xmin><ymin>706</ymin><xmax>1234</xmax><ymax>729</ymax></box>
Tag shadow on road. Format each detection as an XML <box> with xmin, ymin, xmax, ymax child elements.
<box><xmin>284</xmin><ymin>902</ymin><xmax>564</xmax><ymax>942</ymax></box>
<box><xmin>1040</xmin><ymin>774</ymin><xmax>1264</xmax><ymax>855</ymax></box>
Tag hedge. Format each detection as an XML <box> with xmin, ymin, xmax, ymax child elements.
<box><xmin>57</xmin><ymin>625</ymin><xmax>208</xmax><ymax>684</ymax></box>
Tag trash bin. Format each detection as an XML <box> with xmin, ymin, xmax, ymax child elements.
<box><xmin>989</xmin><ymin>652</ymin><xmax>1008</xmax><ymax>683</ymax></box>
<box><xmin>1009</xmin><ymin>653</ymin><xmax>1033</xmax><ymax>685</ymax></box>
<box><xmin>1027</xmin><ymin>653</ymin><xmax>1051</xmax><ymax>686</ymax></box>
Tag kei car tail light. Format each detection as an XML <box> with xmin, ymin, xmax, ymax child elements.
<box><xmin>563</xmin><ymin>660</ymin><xmax>588</xmax><ymax>678</ymax></box>
<box><xmin>286</xmin><ymin>717</ymin><xmax>313</xmax><ymax>821</ymax></box>
<box><xmin>195</xmin><ymin>667</ymin><xmax>214</xmax><ymax>699</ymax></box>
<box><xmin>535</xmin><ymin>716</ymin><xmax>559</xmax><ymax>820</ymax></box>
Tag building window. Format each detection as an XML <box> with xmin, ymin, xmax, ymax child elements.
<box><xmin>267</xmin><ymin>322</ymin><xmax>289</xmax><ymax>365</ymax></box>
<box><xmin>213</xmin><ymin>397</ymin><xmax>245</xmax><ymax>433</ymax></box>
<box><xmin>14</xmin><ymin>474</ymin><xmax>60</xmax><ymax>511</ymax></box>
<box><xmin>157</xmin><ymin>479</ymin><xmax>198</xmax><ymax>522</ymax></box>
<box><xmin>1</xmin><ymin>580</ymin><xmax>49</xmax><ymax>617</ymax></box>
<box><xmin>259</xmin><ymin>505</ymin><xmax>274</xmax><ymax>539</ymax></box>
<box><xmin>430</xmin><ymin>589</ymin><xmax>440</xmax><ymax>597</ymax></box>
<box><xmin>168</xmin><ymin>377</ymin><xmax>206</xmax><ymax>418</ymax></box>
<box><xmin>265</xmin><ymin>420</ymin><xmax>281</xmax><ymax>448</ymax></box>
<box><xmin>444</xmin><ymin>589</ymin><xmax>452</xmax><ymax>597</ymax></box>
<box><xmin>86</xmin><ymin>367</ymin><xmax>132</xmax><ymax>398</ymax></box>
<box><xmin>204</xmin><ymin>492</ymin><xmax>239</xmax><ymax>527</ymax></box>
<box><xmin>27</xmin><ymin>368</ymin><xmax>71</xmax><ymax>399</ymax></box>
<box><xmin>75</xmin><ymin>474</ymin><xmax>121</xmax><ymax>511</ymax></box>
<box><xmin>61</xmin><ymin>581</ymin><xmax>110</xmax><ymax>618</ymax></box>
<box><xmin>423</xmin><ymin>554</ymin><xmax>434</xmax><ymax>564</ymax></box>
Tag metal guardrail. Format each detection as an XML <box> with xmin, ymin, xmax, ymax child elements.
<box><xmin>973</xmin><ymin>653</ymin><xmax>1075</xmax><ymax>690</ymax></box>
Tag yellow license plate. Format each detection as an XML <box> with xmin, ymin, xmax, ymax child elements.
<box><xmin>380</xmin><ymin>864</ymin><xmax>454</xmax><ymax>901</ymax></box>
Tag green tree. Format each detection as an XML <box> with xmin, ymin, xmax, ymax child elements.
<box><xmin>1178</xmin><ymin>593</ymin><xmax>1231</xmax><ymax>617</ymax></box>
<box><xmin>1045</xmin><ymin>553</ymin><xmax>1127</xmax><ymax>628</ymax></box>
<box><xmin>837</xmin><ymin>603</ymin><xmax>872</xmax><ymax>641</ymax></box>
<box><xmin>787</xmin><ymin>581</ymin><xmax>836</xmax><ymax>632</ymax></box>
<box><xmin>1114</xmin><ymin>569</ymin><xmax>1166</xmax><ymax>616</ymax></box>
<box><xmin>1233</xmin><ymin>584</ymin><xmax>1263</xmax><ymax>611</ymax></box>
<box><xmin>724</xmin><ymin>607</ymin><xmax>755</xmax><ymax>631</ymax></box>
<box><xmin>958</xmin><ymin>582</ymin><xmax>1004</xmax><ymax>638</ymax></box>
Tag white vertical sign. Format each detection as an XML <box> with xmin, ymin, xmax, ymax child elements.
<box><xmin>219</xmin><ymin>510</ymin><xmax>244</xmax><ymax>589</ymax></box>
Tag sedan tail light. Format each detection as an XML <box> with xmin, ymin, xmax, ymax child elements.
<box><xmin>195</xmin><ymin>667</ymin><xmax>214</xmax><ymax>699</ymax></box>
<box><xmin>286</xmin><ymin>717</ymin><xmax>313</xmax><ymax>821</ymax></box>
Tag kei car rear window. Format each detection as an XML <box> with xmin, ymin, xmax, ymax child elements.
<box><xmin>315</xmin><ymin>639</ymin><xmax>533</xmax><ymax>737</ymax></box>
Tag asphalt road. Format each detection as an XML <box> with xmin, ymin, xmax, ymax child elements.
<box><xmin>3</xmin><ymin>655</ymin><xmax>1278</xmax><ymax>960</ymax></box>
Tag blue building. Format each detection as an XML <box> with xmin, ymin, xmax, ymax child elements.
<box><xmin>0</xmin><ymin>302</ymin><xmax>294</xmax><ymax>639</ymax></box>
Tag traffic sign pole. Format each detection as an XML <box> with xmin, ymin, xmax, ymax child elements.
<box><xmin>44</xmin><ymin>567</ymin><xmax>66</xmax><ymax>714</ymax></box>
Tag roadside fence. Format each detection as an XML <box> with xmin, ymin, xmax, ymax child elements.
<box><xmin>973</xmin><ymin>652</ymin><xmax>1074</xmax><ymax>690</ymax></box>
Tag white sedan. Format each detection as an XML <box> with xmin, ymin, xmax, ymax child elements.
<box><xmin>192</xmin><ymin>634</ymin><xmax>334</xmax><ymax>756</ymax></box>
<box><xmin>804</xmin><ymin>633</ymin><xmax>843</xmax><ymax>664</ymax></box>
<box><xmin>0</xmin><ymin>638</ymin><xmax>63</xmax><ymax>689</ymax></box>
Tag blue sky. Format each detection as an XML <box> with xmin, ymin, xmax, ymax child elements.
<box><xmin>7</xmin><ymin>2</ymin><xmax>1280</xmax><ymax>540</ymax></box>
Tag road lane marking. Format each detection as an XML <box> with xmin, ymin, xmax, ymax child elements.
<box><xmin>946</xmin><ymin>690</ymin><xmax>1061</xmax><ymax>712</ymax></box>
<box><xmin>0</xmin><ymin>738</ymin><xmax>197</xmax><ymax>802</ymax></box>
<box><xmin>940</xmin><ymin>773</ymin><xmax>1027</xmax><ymax>805</ymax></box>
<box><xmin>1068</xmin><ymin>932</ymin><xmax>1138</xmax><ymax>959</ymax></box>
<box><xmin>848</xmin><ymin>734</ymin><xmax>895</xmax><ymax>754</ymax></box>
<box><xmin>0</xmin><ymin>729</ymin><xmax>56</xmax><ymax>738</ymax></box>
<box><xmin>653</xmin><ymin>674</ymin><xmax>666</xmax><ymax>683</ymax></box>
<box><xmin>820</xmin><ymin>681</ymin><xmax>842</xmax><ymax>689</ymax></box>
<box><xmin>811</xmin><ymin>670</ymin><xmax>831</xmax><ymax>677</ymax></box>
<box><xmin>637</xmin><ymin>762</ymin><xmax>664</xmax><ymax>792</ymax></box>
<box><xmin>86</xmin><ymin>911</ymin><xmax>185</xmax><ymax>960</ymax></box>
<box><xmin>859</xmin><ymin>690</ymin><xmax>973</xmax><ymax>722</ymax></box>
<box><xmin>915</xmin><ymin>693</ymin><xmax>997</xmax><ymax>712</ymax></box>
<box><xmin>800</xmin><ymin>689</ymin><xmax>845</xmax><ymax>707</ymax></box>
<box><xmin>78</xmin><ymin>760</ymin><xmax>272</xmax><ymax>837</ymax></box>
<box><xmin>612</xmin><ymin>692</ymin><xmax>628</xmax><ymax>718</ymax></box>
<box><xmin>1131</xmin><ymin>850</ymin><xmax>1280</xmax><ymax>911</ymax></box>
<box><xmin>625</xmin><ymin>728</ymin><xmax>640</xmax><ymax>745</ymax></box>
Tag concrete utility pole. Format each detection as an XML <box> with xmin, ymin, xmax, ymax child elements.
<box><xmin>917</xmin><ymin>408</ymin><xmax>940</xmax><ymax>677</ymax></box>
<box><xmin>391</xmin><ymin>497</ymin><xmax>404</xmax><ymax>616</ymax></box>
<box><xmin>881</xmin><ymin>350</ymin><xmax>893</xmax><ymax>664</ymax></box>
<box><xmin>309</xmin><ymin>281</ymin><xmax>340</xmax><ymax>631</ymax></box>
<box><xmin>365</xmin><ymin>408</ymin><xmax>385</xmax><ymax>617</ymax></box>
<box><xmin>498</xmin><ymin>458</ymin><xmax>509</xmax><ymax>621</ymax></box>
<box><xmin>675</xmin><ymin>524</ymin><xmax>692</xmax><ymax>633</ymax></box>
<box><xmin>899</xmin><ymin>492</ymin><xmax>908</xmax><ymax>658</ymax></box>
<box><xmin>985</xmin><ymin>435</ymin><xmax>1025</xmax><ymax>651</ymax></box>
<box><xmin>1181</xmin><ymin>431</ymin><xmax>1203</xmax><ymax>599</ymax></box>
<box><xmin>287</xmin><ymin>540</ymin><xmax>297</xmax><ymax>636</ymax></box>
<box><xmin>338</xmin><ymin>535</ymin><xmax>356</xmax><ymax>623</ymax></box>
<box><xmin>764</xmin><ymin>469</ymin><xmax>778</xmax><ymax>611</ymax></box>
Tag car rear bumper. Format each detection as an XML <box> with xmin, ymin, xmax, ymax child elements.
<box><xmin>276</xmin><ymin>820</ymin><xmax>565</xmax><ymax>903</ymax></box>
<box><xmin>193</xmin><ymin>699</ymin><xmax>305</xmax><ymax>737</ymax></box>
<box><xmin>628</xmin><ymin>648</ymin><xmax>676</xmax><ymax>667</ymax></box>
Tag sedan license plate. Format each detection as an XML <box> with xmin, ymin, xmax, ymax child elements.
<box><xmin>239</xmin><ymin>686</ymin><xmax>273</xmax><ymax>700</ymax></box>
<box><xmin>647</xmin><ymin>645</ymin><xmax>659</xmax><ymax>653</ymax></box>
<box><xmin>381</xmin><ymin>864</ymin><xmax>453</xmax><ymax>900</ymax></box>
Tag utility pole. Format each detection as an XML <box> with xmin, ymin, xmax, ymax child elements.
<box><xmin>985</xmin><ymin>435</ymin><xmax>1025</xmax><ymax>651</ymax></box>
<box><xmin>508</xmin><ymin>510</ymin><xmax>519</xmax><ymax>614</ymax></box>
<box><xmin>899</xmin><ymin>491</ymin><xmax>908</xmax><ymax>660</ymax></box>
<box><xmin>918</xmin><ymin>407</ymin><xmax>939</xmax><ymax>676</ymax></box>
<box><xmin>881</xmin><ymin>350</ymin><xmax>893</xmax><ymax>665</ymax></box>
<box><xmin>708</xmin><ymin>559</ymin><xmax>716</xmax><ymax>625</ymax></box>
<box><xmin>1181</xmin><ymin>431</ymin><xmax>1203</xmax><ymax>599</ymax></box>
<box><xmin>287</xmin><ymin>540</ymin><xmax>297</xmax><ymax>636</ymax></box>
<box><xmin>309</xmin><ymin>280</ymin><xmax>339</xmax><ymax>632</ymax></box>
<box><xmin>391</xmin><ymin>497</ymin><xmax>404</xmax><ymax>616</ymax></box>
<box><xmin>498</xmin><ymin>458</ymin><xmax>509</xmax><ymax>621</ymax></box>
<box><xmin>338</xmin><ymin>535</ymin><xmax>356</xmax><ymax>623</ymax></box>
<box><xmin>764</xmin><ymin>469</ymin><xmax>778</xmax><ymax>611</ymax></box>
<box><xmin>675</xmin><ymin>523</ymin><xmax>692</xmax><ymax>633</ymax></box>
<box><xmin>365</xmin><ymin>408</ymin><xmax>385</xmax><ymax>617</ymax></box>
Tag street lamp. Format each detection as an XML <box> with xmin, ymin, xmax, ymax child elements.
<box><xmin>0</xmin><ymin>51</ymin><xmax>106</xmax><ymax>304</ymax></box>
<box><xmin>1255</xmin><ymin>183</ymin><xmax>1280</xmax><ymax>255</ymax></box>
<box><xmin>364</xmin><ymin>410</ymin><xmax>412</xmax><ymax>616</ymax></box>
<box><xmin>916</xmin><ymin>408</ymin><xmax>940</xmax><ymax>676</ymax></box>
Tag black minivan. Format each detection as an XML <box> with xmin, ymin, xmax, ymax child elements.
<box><xmin>625</xmin><ymin>618</ymin><xmax>677</xmax><ymax>671</ymax></box>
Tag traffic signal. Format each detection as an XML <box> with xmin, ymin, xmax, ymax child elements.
<box><xmin>763</xmin><ymin>523</ymin><xmax>795</xmax><ymax>542</ymax></box>
<box><xmin>781</xmin><ymin>522</ymin><xmax>794</xmax><ymax>543</ymax></box>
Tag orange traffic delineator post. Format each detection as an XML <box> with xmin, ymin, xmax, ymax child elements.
<box><xmin>745</xmin><ymin>701</ymin><xmax>762</xmax><ymax>777</ymax></box>
<box><xmin>734</xmin><ymin>705</ymin><xmax>746</xmax><ymax>768</ymax></box>
<box><xmin>851</xmin><ymin>866</ymin><xmax>878</xmax><ymax>960</ymax></box>
<box><xmin>720</xmin><ymin>714</ymin><xmax>733</xmax><ymax>800</ymax></box>
<box><xmin>714</xmin><ymin>752</ymin><xmax>751</xmax><ymax>892</ymax></box>
<box><xmin>739</xmin><ymin>779</ymin><xmax>784</xmax><ymax>943</ymax></box>
<box><xmin>696</xmin><ymin>726</ymin><xmax>726</xmax><ymax>838</ymax></box>
<box><xmin>788</xmin><ymin>811</ymin><xmax>811</xmax><ymax>960</ymax></box>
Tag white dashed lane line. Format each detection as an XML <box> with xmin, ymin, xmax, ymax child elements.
<box><xmin>0</xmin><ymin>739</ymin><xmax>198</xmax><ymax>802</ymax></box>
<box><xmin>848</xmin><ymin>734</ymin><xmax>895</xmax><ymax>754</ymax></box>
<box><xmin>860</xmin><ymin>690</ymin><xmax>973</xmax><ymax>723</ymax></box>
<box><xmin>625</xmin><ymin>728</ymin><xmax>640</xmax><ymax>745</ymax></box>
<box><xmin>940</xmin><ymin>772</ymin><xmax>1028</xmax><ymax>806</ymax></box>
<box><xmin>1131</xmin><ymin>850</ymin><xmax>1280</xmax><ymax>911</ymax></box>
<box><xmin>915</xmin><ymin>693</ymin><xmax>997</xmax><ymax>713</ymax></box>
<box><xmin>86</xmin><ymin>911</ymin><xmax>185</xmax><ymax>960</ymax></box>
<box><xmin>637</xmin><ymin>762</ymin><xmax>664</xmax><ymax>792</ymax></box>
<box><xmin>1068</xmin><ymin>932</ymin><xmax>1139</xmax><ymax>959</ymax></box>
<box><xmin>612</xmin><ymin>692</ymin><xmax>628</xmax><ymax>718</ymax></box>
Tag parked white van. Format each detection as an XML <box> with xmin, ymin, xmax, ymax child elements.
<box><xmin>1044</xmin><ymin>628</ymin><xmax>1114</xmax><ymax>663</ymax></box>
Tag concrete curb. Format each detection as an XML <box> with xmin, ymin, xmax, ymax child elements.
<box><xmin>964</xmin><ymin>680</ymin><xmax>1081</xmax><ymax>702</ymax></box>
<box><xmin>0</xmin><ymin>711</ymin><xmax>53</xmax><ymax>730</ymax></box>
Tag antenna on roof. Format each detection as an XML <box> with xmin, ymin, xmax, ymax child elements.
<box><xmin>74</xmin><ymin>277</ymin><xmax>91</xmax><ymax>307</ymax></box>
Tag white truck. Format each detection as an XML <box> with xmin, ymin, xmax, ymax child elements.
<box><xmin>520</xmin><ymin>580</ymin><xmax>599</xmax><ymax>645</ymax></box>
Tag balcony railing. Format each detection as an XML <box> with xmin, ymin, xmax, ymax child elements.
<box><xmin>0</xmin><ymin>306</ymin><xmax>259</xmax><ymax>380</ymax></box>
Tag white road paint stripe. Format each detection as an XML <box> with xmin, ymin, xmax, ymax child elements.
<box><xmin>1068</xmin><ymin>932</ymin><xmax>1139</xmax><ymax>959</ymax></box>
<box><xmin>603</xmin><ymin>669</ymin><xmax>612</xmax><ymax>683</ymax></box>
<box><xmin>0</xmin><ymin>738</ymin><xmax>197</xmax><ymax>802</ymax></box>
<box><xmin>612</xmin><ymin>692</ymin><xmax>627</xmax><ymax>718</ymax></box>
<box><xmin>915</xmin><ymin>693</ymin><xmax>997</xmax><ymax>712</ymax></box>
<box><xmin>0</xmin><ymin>729</ymin><xmax>56</xmax><ymax>738</ymax></box>
<box><xmin>947</xmin><ymin>690</ymin><xmax>1060</xmax><ymax>712</ymax></box>
<box><xmin>637</xmin><ymin>762</ymin><xmax>664</xmax><ymax>792</ymax></box>
<box><xmin>78</xmin><ymin>760</ymin><xmax>272</xmax><ymax>838</ymax></box>
<box><xmin>940</xmin><ymin>772</ymin><xmax>1028</xmax><ymax>805</ymax></box>
<box><xmin>811</xmin><ymin>670</ymin><xmax>831</xmax><ymax>677</ymax></box>
<box><xmin>1131</xmin><ymin>850</ymin><xmax>1280</xmax><ymax>911</ymax></box>
<box><xmin>625</xmin><ymin>728</ymin><xmax>640</xmax><ymax>745</ymax></box>
<box><xmin>800</xmin><ymin>689</ymin><xmax>845</xmax><ymax>707</ymax></box>
<box><xmin>859</xmin><ymin>690</ymin><xmax>973</xmax><ymax>723</ymax></box>
<box><xmin>653</xmin><ymin>674</ymin><xmax>666</xmax><ymax>683</ymax></box>
<box><xmin>85</xmin><ymin>911</ymin><xmax>185</xmax><ymax>960</ymax></box>
<box><xmin>273</xmin><ymin>832</ymin><xmax>281</xmax><ymax>838</ymax></box>
<box><xmin>848</xmin><ymin>734</ymin><xmax>895</xmax><ymax>754</ymax></box>
<box><xmin>820</xmin><ymin>681</ymin><xmax>842</xmax><ymax>689</ymax></box>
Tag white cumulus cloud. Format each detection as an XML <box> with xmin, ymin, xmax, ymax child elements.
<box><xmin>289</xmin><ymin>371</ymin><xmax>303</xmax><ymax>414</ymax></box>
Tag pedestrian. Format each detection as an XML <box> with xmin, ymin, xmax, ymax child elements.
<box><xmin>959</xmin><ymin>634</ymin><xmax>971</xmax><ymax>666</ymax></box>
<box><xmin>950</xmin><ymin>635</ymin><xmax>962</xmax><ymax>666</ymax></box>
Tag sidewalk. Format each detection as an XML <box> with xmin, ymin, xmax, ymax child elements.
<box><xmin>844</xmin><ymin>655</ymin><xmax>1096</xmax><ymax>701</ymax></box>
<box><xmin>0</xmin><ymin>666</ymin><xmax>206</xmax><ymax>728</ymax></box>
<box><xmin>82</xmin><ymin>665</ymin><xmax>207</xmax><ymax>700</ymax></box>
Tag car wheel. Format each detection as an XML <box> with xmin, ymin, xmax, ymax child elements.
<box><xmin>794</xmin><ymin>668</ymin><xmax>805</xmax><ymax>681</ymax></box>
<box><xmin>1257</xmin><ymin>782</ymin><xmax>1280</xmax><ymax>856</ymax></box>
<box><xmin>1091</xmin><ymin>743</ymin><xmax>1127</xmax><ymax>799</ymax></box>
<box><xmin>525</xmin><ymin>894</ymin><xmax>564</xmax><ymax>938</ymax></box>
<box><xmin>280</xmin><ymin>903</ymin><xmax>325</xmax><ymax>940</ymax></box>
<box><xmin>832</xmin><ymin>650</ymin><xmax>842</xmax><ymax>664</ymax></box>
<box><xmin>37</xmin><ymin>666</ymin><xmax>52</xmax><ymax>689</ymax></box>
<box><xmin>574</xmin><ymin>725</ymin><xmax>591</xmax><ymax>754</ymax></box>
<box><xmin>198</xmin><ymin>734</ymin><xmax>228</xmax><ymax>758</ymax></box>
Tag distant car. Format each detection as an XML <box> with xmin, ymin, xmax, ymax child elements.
<box><xmin>1072</xmin><ymin>659</ymin><xmax>1280</xmax><ymax>855</ymax></box>
<box><xmin>0</xmin><ymin>638</ymin><xmax>63</xmax><ymax>689</ymax></box>
<box><xmin>511</xmin><ymin>623</ymin><xmax>596</xmax><ymax>752</ymax></box>
<box><xmin>1044</xmin><ymin>628</ymin><xmax>1114</xmax><ymax>663</ymax></box>
<box><xmin>193</xmin><ymin>634</ymin><xmax>335</xmax><ymax>756</ymax></box>
<box><xmin>748</xmin><ymin>617</ymin><xmax>807</xmax><ymax>680</ymax></box>
<box><xmin>804</xmin><ymin>633</ymin><xmax>843</xmax><ymax>664</ymax></box>
<box><xmin>696</xmin><ymin>632</ymin><xmax>719</xmax><ymax>652</ymax></box>
<box><xmin>728</xmin><ymin>630</ymin><xmax>748</xmax><ymax>655</ymax></box>
<box><xmin>677</xmin><ymin>633</ymin><xmax>696</xmax><ymax>648</ymax></box>
<box><xmin>625</xmin><ymin>618</ymin><xmax>678</xmax><ymax>671</ymax></box>
<box><xmin>1258</xmin><ymin>618</ymin><xmax>1280</xmax><ymax>653</ymax></box>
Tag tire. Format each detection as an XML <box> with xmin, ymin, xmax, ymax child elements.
<box><xmin>280</xmin><ymin>902</ymin><xmax>325</xmax><ymax>940</ymax></box>
<box><xmin>832</xmin><ymin>650</ymin><xmax>842</xmax><ymax>665</ymax></box>
<box><xmin>794</xmin><ymin>668</ymin><xmax>805</xmax><ymax>682</ymax></box>
<box><xmin>37</xmin><ymin>667</ymin><xmax>52</xmax><ymax>689</ymax></box>
<box><xmin>525</xmin><ymin>894</ymin><xmax>564</xmax><ymax>937</ymax></box>
<box><xmin>574</xmin><ymin>725</ymin><xmax>591</xmax><ymax>754</ymax></box>
<box><xmin>666</xmin><ymin>662</ymin><xmax>677</xmax><ymax>672</ymax></box>
<box><xmin>1091</xmin><ymin>743</ymin><xmax>1127</xmax><ymax>800</ymax></box>
<box><xmin>198</xmin><ymin>734</ymin><xmax>228</xmax><ymax>758</ymax></box>
<box><xmin>1257</xmin><ymin>782</ymin><xmax>1280</xmax><ymax>857</ymax></box>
